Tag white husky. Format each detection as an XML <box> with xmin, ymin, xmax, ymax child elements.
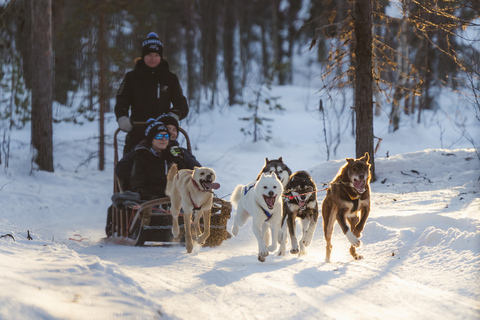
<box><xmin>231</xmin><ymin>173</ymin><xmax>284</xmax><ymax>262</ymax></box>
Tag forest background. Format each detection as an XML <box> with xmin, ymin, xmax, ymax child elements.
<box><xmin>0</xmin><ymin>0</ymin><xmax>479</xmax><ymax>173</ymax></box>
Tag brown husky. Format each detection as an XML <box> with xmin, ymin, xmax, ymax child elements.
<box><xmin>322</xmin><ymin>152</ymin><xmax>371</xmax><ymax>262</ymax></box>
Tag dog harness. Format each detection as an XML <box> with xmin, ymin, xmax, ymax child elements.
<box><xmin>262</xmin><ymin>208</ymin><xmax>273</xmax><ymax>221</ymax></box>
<box><xmin>188</xmin><ymin>177</ymin><xmax>209</xmax><ymax>211</ymax></box>
<box><xmin>243</xmin><ymin>183</ymin><xmax>255</xmax><ymax>195</ymax></box>
<box><xmin>188</xmin><ymin>192</ymin><xmax>203</xmax><ymax>211</ymax></box>
<box><xmin>351</xmin><ymin>197</ymin><xmax>359</xmax><ymax>212</ymax></box>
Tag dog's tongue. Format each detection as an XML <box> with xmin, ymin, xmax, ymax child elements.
<box><xmin>354</xmin><ymin>180</ymin><xmax>365</xmax><ymax>192</ymax></box>
<box><xmin>264</xmin><ymin>195</ymin><xmax>276</xmax><ymax>208</ymax></box>
<box><xmin>298</xmin><ymin>200</ymin><xmax>306</xmax><ymax>208</ymax></box>
<box><xmin>206</xmin><ymin>182</ymin><xmax>220</xmax><ymax>190</ymax></box>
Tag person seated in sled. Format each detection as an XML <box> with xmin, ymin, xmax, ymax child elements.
<box><xmin>106</xmin><ymin>118</ymin><xmax>200</xmax><ymax>237</ymax></box>
<box><xmin>115</xmin><ymin>114</ymin><xmax>200</xmax><ymax>192</ymax></box>
<box><xmin>129</xmin><ymin>118</ymin><xmax>199</xmax><ymax>200</ymax></box>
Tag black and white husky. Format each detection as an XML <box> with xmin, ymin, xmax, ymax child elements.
<box><xmin>279</xmin><ymin>171</ymin><xmax>319</xmax><ymax>257</ymax></box>
<box><xmin>256</xmin><ymin>157</ymin><xmax>292</xmax><ymax>188</ymax></box>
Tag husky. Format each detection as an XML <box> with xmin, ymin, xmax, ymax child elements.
<box><xmin>322</xmin><ymin>152</ymin><xmax>371</xmax><ymax>262</ymax></box>
<box><xmin>231</xmin><ymin>173</ymin><xmax>284</xmax><ymax>262</ymax></box>
<box><xmin>279</xmin><ymin>171</ymin><xmax>319</xmax><ymax>257</ymax></box>
<box><xmin>256</xmin><ymin>157</ymin><xmax>292</xmax><ymax>188</ymax></box>
<box><xmin>166</xmin><ymin>164</ymin><xmax>220</xmax><ymax>253</ymax></box>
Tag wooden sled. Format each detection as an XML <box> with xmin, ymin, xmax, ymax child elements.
<box><xmin>109</xmin><ymin>124</ymin><xmax>232</xmax><ymax>247</ymax></box>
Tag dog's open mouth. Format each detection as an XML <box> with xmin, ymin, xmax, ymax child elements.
<box><xmin>200</xmin><ymin>179</ymin><xmax>220</xmax><ymax>191</ymax></box>
<box><xmin>297</xmin><ymin>199</ymin><xmax>307</xmax><ymax>210</ymax></box>
<box><xmin>353</xmin><ymin>179</ymin><xmax>366</xmax><ymax>193</ymax></box>
<box><xmin>263</xmin><ymin>194</ymin><xmax>277</xmax><ymax>210</ymax></box>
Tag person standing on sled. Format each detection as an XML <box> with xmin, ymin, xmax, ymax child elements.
<box><xmin>115</xmin><ymin>32</ymin><xmax>189</xmax><ymax>155</ymax></box>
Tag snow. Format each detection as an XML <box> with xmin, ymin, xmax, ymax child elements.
<box><xmin>1</xmin><ymin>83</ymin><xmax>479</xmax><ymax>319</ymax></box>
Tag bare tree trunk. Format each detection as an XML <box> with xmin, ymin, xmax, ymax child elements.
<box><xmin>238</xmin><ymin>0</ymin><xmax>254</xmax><ymax>89</ymax></box>
<box><xmin>260</xmin><ymin>20</ymin><xmax>270</xmax><ymax>81</ymax></box>
<box><xmin>199</xmin><ymin>0</ymin><xmax>220</xmax><ymax>101</ymax></box>
<box><xmin>390</xmin><ymin>19</ymin><xmax>409</xmax><ymax>132</ymax></box>
<box><xmin>354</xmin><ymin>0</ymin><xmax>375</xmax><ymax>180</ymax></box>
<box><xmin>185</xmin><ymin>0</ymin><xmax>199</xmax><ymax>111</ymax></box>
<box><xmin>271</xmin><ymin>0</ymin><xmax>280</xmax><ymax>82</ymax></box>
<box><xmin>31</xmin><ymin>0</ymin><xmax>54</xmax><ymax>172</ymax></box>
<box><xmin>223</xmin><ymin>0</ymin><xmax>237</xmax><ymax>106</ymax></box>
<box><xmin>98</xmin><ymin>4</ymin><xmax>106</xmax><ymax>171</ymax></box>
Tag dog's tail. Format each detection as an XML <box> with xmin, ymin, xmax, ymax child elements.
<box><xmin>165</xmin><ymin>163</ymin><xmax>178</xmax><ymax>197</ymax></box>
<box><xmin>230</xmin><ymin>184</ymin><xmax>244</xmax><ymax>207</ymax></box>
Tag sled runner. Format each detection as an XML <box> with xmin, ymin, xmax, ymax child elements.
<box><xmin>109</xmin><ymin>124</ymin><xmax>232</xmax><ymax>246</ymax></box>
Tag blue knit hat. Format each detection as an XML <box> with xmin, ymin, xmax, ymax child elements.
<box><xmin>145</xmin><ymin>119</ymin><xmax>168</xmax><ymax>142</ymax></box>
<box><xmin>142</xmin><ymin>32</ymin><xmax>163</xmax><ymax>58</ymax></box>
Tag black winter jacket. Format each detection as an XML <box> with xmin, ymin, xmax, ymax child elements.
<box><xmin>115</xmin><ymin>59</ymin><xmax>189</xmax><ymax>154</ymax></box>
<box><xmin>129</xmin><ymin>141</ymin><xmax>192</xmax><ymax>201</ymax></box>
<box><xmin>116</xmin><ymin>140</ymin><xmax>200</xmax><ymax>181</ymax></box>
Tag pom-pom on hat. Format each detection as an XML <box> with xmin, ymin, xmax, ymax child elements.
<box><xmin>142</xmin><ymin>32</ymin><xmax>163</xmax><ymax>58</ymax></box>
<box><xmin>156</xmin><ymin>113</ymin><xmax>179</xmax><ymax>135</ymax></box>
<box><xmin>145</xmin><ymin>118</ymin><xmax>168</xmax><ymax>143</ymax></box>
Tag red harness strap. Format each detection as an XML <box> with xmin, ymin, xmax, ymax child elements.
<box><xmin>282</xmin><ymin>188</ymin><xmax>328</xmax><ymax>200</ymax></box>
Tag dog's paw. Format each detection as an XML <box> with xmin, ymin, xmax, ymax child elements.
<box><xmin>352</xmin><ymin>229</ymin><xmax>363</xmax><ymax>238</ymax></box>
<box><xmin>298</xmin><ymin>242</ymin><xmax>306</xmax><ymax>255</ymax></box>
<box><xmin>258</xmin><ymin>251</ymin><xmax>268</xmax><ymax>262</ymax></box>
<box><xmin>325</xmin><ymin>257</ymin><xmax>331</xmax><ymax>263</ymax></box>
<box><xmin>346</xmin><ymin>230</ymin><xmax>362</xmax><ymax>247</ymax></box>
<box><xmin>231</xmin><ymin>225</ymin><xmax>239</xmax><ymax>237</ymax></box>
<box><xmin>172</xmin><ymin>226</ymin><xmax>180</xmax><ymax>239</ymax></box>
<box><xmin>278</xmin><ymin>249</ymin><xmax>286</xmax><ymax>256</ymax></box>
<box><xmin>353</xmin><ymin>254</ymin><xmax>364</xmax><ymax>260</ymax></box>
<box><xmin>258</xmin><ymin>246</ymin><xmax>269</xmax><ymax>262</ymax></box>
<box><xmin>197</xmin><ymin>234</ymin><xmax>208</xmax><ymax>245</ymax></box>
<box><xmin>298</xmin><ymin>249</ymin><xmax>307</xmax><ymax>257</ymax></box>
<box><xmin>302</xmin><ymin>233</ymin><xmax>314</xmax><ymax>247</ymax></box>
<box><xmin>291</xmin><ymin>241</ymin><xmax>299</xmax><ymax>253</ymax></box>
<box><xmin>302</xmin><ymin>239</ymin><xmax>311</xmax><ymax>247</ymax></box>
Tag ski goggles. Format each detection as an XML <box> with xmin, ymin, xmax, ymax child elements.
<box><xmin>154</xmin><ymin>133</ymin><xmax>169</xmax><ymax>140</ymax></box>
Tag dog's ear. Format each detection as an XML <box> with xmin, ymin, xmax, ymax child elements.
<box><xmin>265</xmin><ymin>158</ymin><xmax>270</xmax><ymax>164</ymax></box>
<box><xmin>346</xmin><ymin>158</ymin><xmax>355</xmax><ymax>164</ymax></box>
<box><xmin>278</xmin><ymin>157</ymin><xmax>283</xmax><ymax>162</ymax></box>
<box><xmin>360</xmin><ymin>152</ymin><xmax>370</xmax><ymax>164</ymax></box>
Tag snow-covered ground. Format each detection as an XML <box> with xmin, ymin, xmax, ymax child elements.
<box><xmin>0</xmin><ymin>83</ymin><xmax>479</xmax><ymax>319</ymax></box>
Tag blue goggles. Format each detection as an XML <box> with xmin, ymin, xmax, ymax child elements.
<box><xmin>154</xmin><ymin>133</ymin><xmax>169</xmax><ymax>140</ymax></box>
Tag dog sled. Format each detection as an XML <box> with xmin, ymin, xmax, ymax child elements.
<box><xmin>108</xmin><ymin>123</ymin><xmax>232</xmax><ymax>247</ymax></box>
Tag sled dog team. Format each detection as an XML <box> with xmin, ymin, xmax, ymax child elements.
<box><xmin>166</xmin><ymin>153</ymin><xmax>372</xmax><ymax>262</ymax></box>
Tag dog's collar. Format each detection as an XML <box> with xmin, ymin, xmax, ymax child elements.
<box><xmin>347</xmin><ymin>193</ymin><xmax>360</xmax><ymax>200</ymax></box>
